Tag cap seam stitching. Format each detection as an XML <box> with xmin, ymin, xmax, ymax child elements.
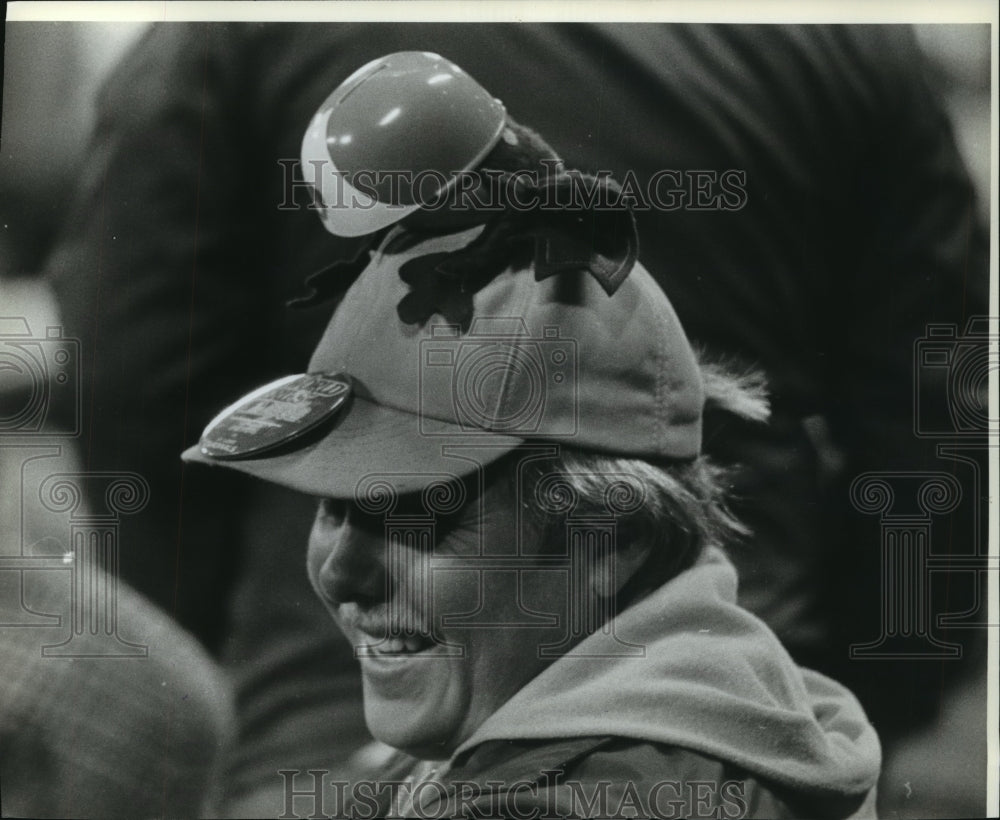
<box><xmin>493</xmin><ymin>272</ymin><xmax>536</xmax><ymax>431</ymax></box>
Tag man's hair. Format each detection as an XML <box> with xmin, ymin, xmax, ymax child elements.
<box><xmin>505</xmin><ymin>354</ymin><xmax>769</xmax><ymax>598</ymax></box>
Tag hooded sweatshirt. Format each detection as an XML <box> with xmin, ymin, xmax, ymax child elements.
<box><xmin>380</xmin><ymin>546</ymin><xmax>880</xmax><ymax>819</ymax></box>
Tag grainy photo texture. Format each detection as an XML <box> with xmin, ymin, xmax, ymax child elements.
<box><xmin>1</xmin><ymin>6</ymin><xmax>995</xmax><ymax>819</ymax></box>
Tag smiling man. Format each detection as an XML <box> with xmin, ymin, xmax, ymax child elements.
<box><xmin>183</xmin><ymin>52</ymin><xmax>881</xmax><ymax>819</ymax></box>
<box><xmin>306</xmin><ymin>473</ymin><xmax>555</xmax><ymax>761</ymax></box>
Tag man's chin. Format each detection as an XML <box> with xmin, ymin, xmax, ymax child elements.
<box><xmin>362</xmin><ymin>678</ymin><xmax>464</xmax><ymax>760</ymax></box>
<box><xmin>365</xmin><ymin>716</ymin><xmax>457</xmax><ymax>762</ymax></box>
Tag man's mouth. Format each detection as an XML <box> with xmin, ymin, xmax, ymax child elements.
<box><xmin>337</xmin><ymin>604</ymin><xmax>438</xmax><ymax>656</ymax></box>
<box><xmin>355</xmin><ymin>628</ymin><xmax>436</xmax><ymax>656</ymax></box>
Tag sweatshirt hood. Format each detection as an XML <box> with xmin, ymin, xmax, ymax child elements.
<box><xmin>454</xmin><ymin>546</ymin><xmax>881</xmax><ymax>802</ymax></box>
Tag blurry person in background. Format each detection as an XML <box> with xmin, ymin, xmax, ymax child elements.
<box><xmin>2</xmin><ymin>21</ymin><xmax>234</xmax><ymax>820</ymax></box>
<box><xmin>0</xmin><ymin>23</ymin><xmax>147</xmax><ymax>281</ymax></box>
<box><xmin>0</xmin><ymin>569</ymin><xmax>234</xmax><ymax>818</ymax></box>
<box><xmin>30</xmin><ymin>21</ymin><xmax>989</xmax><ymax>818</ymax></box>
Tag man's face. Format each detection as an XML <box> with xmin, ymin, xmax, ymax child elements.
<box><xmin>306</xmin><ymin>466</ymin><xmax>572</xmax><ymax>759</ymax></box>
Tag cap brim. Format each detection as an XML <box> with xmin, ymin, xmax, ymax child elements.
<box><xmin>182</xmin><ymin>394</ymin><xmax>523</xmax><ymax>498</ymax></box>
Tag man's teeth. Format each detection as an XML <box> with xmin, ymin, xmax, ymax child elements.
<box><xmin>364</xmin><ymin>635</ymin><xmax>429</xmax><ymax>654</ymax></box>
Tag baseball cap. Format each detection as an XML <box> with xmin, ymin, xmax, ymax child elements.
<box><xmin>181</xmin><ymin>224</ymin><xmax>705</xmax><ymax>498</ymax></box>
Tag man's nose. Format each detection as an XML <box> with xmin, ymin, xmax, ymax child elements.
<box><xmin>308</xmin><ymin>503</ymin><xmax>386</xmax><ymax>608</ymax></box>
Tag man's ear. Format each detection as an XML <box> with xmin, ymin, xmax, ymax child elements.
<box><xmin>589</xmin><ymin>536</ymin><xmax>653</xmax><ymax>600</ymax></box>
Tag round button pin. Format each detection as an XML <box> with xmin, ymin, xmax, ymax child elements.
<box><xmin>199</xmin><ymin>373</ymin><xmax>352</xmax><ymax>460</ymax></box>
